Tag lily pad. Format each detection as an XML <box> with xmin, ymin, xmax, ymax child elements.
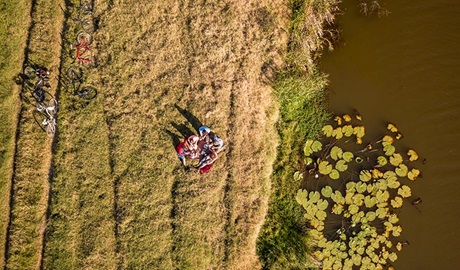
<box><xmin>331</xmin><ymin>146</ymin><xmax>343</xmax><ymax>160</ymax></box>
<box><xmin>408</xmin><ymin>168</ymin><xmax>421</xmax><ymax>181</ymax></box>
<box><xmin>316</xmin><ymin>209</ymin><xmax>327</xmax><ymax>221</ymax></box>
<box><xmin>336</xmin><ymin>160</ymin><xmax>348</xmax><ymax>172</ymax></box>
<box><xmin>388</xmin><ymin>213</ymin><xmax>399</xmax><ymax>224</ymax></box>
<box><xmin>349</xmin><ymin>204</ymin><xmax>359</xmax><ymax>215</ymax></box>
<box><xmin>322</xmin><ymin>125</ymin><xmax>334</xmax><ymax>137</ymax></box>
<box><xmin>398</xmin><ymin>185</ymin><xmax>412</xmax><ymax>198</ymax></box>
<box><xmin>359</xmin><ymin>170</ymin><xmax>372</xmax><ymax>182</ymax></box>
<box><xmin>329</xmin><ymin>169</ymin><xmax>340</xmax><ymax>180</ymax></box>
<box><xmin>365</xmin><ymin>211</ymin><xmax>376</xmax><ymax>221</ymax></box>
<box><xmin>294</xmin><ymin>171</ymin><xmax>303</xmax><ymax>181</ymax></box>
<box><xmin>387</xmin><ymin>123</ymin><xmax>398</xmax><ymax>133</ymax></box>
<box><xmin>354</xmin><ymin>126</ymin><xmax>365</xmax><ymax>138</ymax></box>
<box><xmin>372</xmin><ymin>168</ymin><xmax>384</xmax><ymax>179</ymax></box>
<box><xmin>343</xmin><ymin>152</ymin><xmax>354</xmax><ymax>162</ymax></box>
<box><xmin>317</xmin><ymin>199</ymin><xmax>329</xmax><ymax>211</ymax></box>
<box><xmin>389</xmin><ymin>252</ymin><xmax>398</xmax><ymax>262</ymax></box>
<box><xmin>395</xmin><ymin>164</ymin><xmax>408</xmax><ymax>177</ymax></box>
<box><xmin>321</xmin><ymin>186</ymin><xmax>333</xmax><ymax>198</ymax></box>
<box><xmin>331</xmin><ymin>191</ymin><xmax>345</xmax><ymax>204</ymax></box>
<box><xmin>390</xmin><ymin>196</ymin><xmax>403</xmax><ymax>209</ymax></box>
<box><xmin>390</xmin><ymin>153</ymin><xmax>403</xmax><ymax>166</ymax></box>
<box><xmin>377</xmin><ymin>156</ymin><xmax>388</xmax><ymax>166</ymax></box>
<box><xmin>334</xmin><ymin>116</ymin><xmax>343</xmax><ymax>126</ymax></box>
<box><xmin>376</xmin><ymin>179</ymin><xmax>387</xmax><ymax>191</ymax></box>
<box><xmin>319</xmin><ymin>160</ymin><xmax>333</xmax><ymax>175</ymax></box>
<box><xmin>343</xmin><ymin>125</ymin><xmax>354</xmax><ymax>137</ymax></box>
<box><xmin>376</xmin><ymin>207</ymin><xmax>388</xmax><ymax>219</ymax></box>
<box><xmin>332</xmin><ymin>127</ymin><xmax>343</xmax><ymax>139</ymax></box>
<box><xmin>356</xmin><ymin>182</ymin><xmax>367</xmax><ymax>193</ymax></box>
<box><xmin>407</xmin><ymin>149</ymin><xmax>419</xmax><ymax>161</ymax></box>
<box><xmin>346</xmin><ymin>182</ymin><xmax>357</xmax><ymax>193</ymax></box>
<box><xmin>382</xmin><ymin>135</ymin><xmax>394</xmax><ymax>147</ymax></box>
<box><xmin>304</xmin><ymin>157</ymin><xmax>314</xmax><ymax>166</ymax></box>
<box><xmin>295</xmin><ymin>189</ymin><xmax>308</xmax><ymax>205</ymax></box>
<box><xmin>384</xmin><ymin>144</ymin><xmax>396</xmax><ymax>156</ymax></box>
<box><xmin>355</xmin><ymin>156</ymin><xmax>364</xmax><ymax>163</ymax></box>
<box><xmin>332</xmin><ymin>204</ymin><xmax>344</xmax><ymax>215</ymax></box>
<box><xmin>387</xmin><ymin>176</ymin><xmax>401</xmax><ymax>189</ymax></box>
<box><xmin>364</xmin><ymin>196</ymin><xmax>377</xmax><ymax>208</ymax></box>
<box><xmin>343</xmin><ymin>114</ymin><xmax>352</xmax><ymax>122</ymax></box>
<box><xmin>304</xmin><ymin>140</ymin><xmax>314</xmax><ymax>156</ymax></box>
<box><xmin>309</xmin><ymin>191</ymin><xmax>321</xmax><ymax>202</ymax></box>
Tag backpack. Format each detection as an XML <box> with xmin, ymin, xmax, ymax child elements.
<box><xmin>199</xmin><ymin>164</ymin><xmax>212</xmax><ymax>174</ymax></box>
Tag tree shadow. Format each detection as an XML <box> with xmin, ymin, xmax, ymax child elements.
<box><xmin>174</xmin><ymin>104</ymin><xmax>203</xmax><ymax>133</ymax></box>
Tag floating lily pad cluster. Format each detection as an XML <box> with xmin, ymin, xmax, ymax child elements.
<box><xmin>295</xmin><ymin>114</ymin><xmax>421</xmax><ymax>269</ymax></box>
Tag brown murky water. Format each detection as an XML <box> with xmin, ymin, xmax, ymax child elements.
<box><xmin>321</xmin><ymin>0</ymin><xmax>460</xmax><ymax>269</ymax></box>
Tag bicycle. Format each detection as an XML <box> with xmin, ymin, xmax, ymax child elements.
<box><xmin>74</xmin><ymin>31</ymin><xmax>97</xmax><ymax>66</ymax></box>
<box><xmin>65</xmin><ymin>66</ymin><xmax>97</xmax><ymax>100</ymax></box>
<box><xmin>23</xmin><ymin>66</ymin><xmax>50</xmax><ymax>80</ymax></box>
<box><xmin>75</xmin><ymin>0</ymin><xmax>95</xmax><ymax>33</ymax></box>
<box><xmin>33</xmin><ymin>97</ymin><xmax>58</xmax><ymax>137</ymax></box>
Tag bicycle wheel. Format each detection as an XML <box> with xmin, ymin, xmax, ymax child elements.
<box><xmin>80</xmin><ymin>18</ymin><xmax>94</xmax><ymax>34</ymax></box>
<box><xmin>78</xmin><ymin>7</ymin><xmax>93</xmax><ymax>22</ymax></box>
<box><xmin>23</xmin><ymin>66</ymin><xmax>37</xmax><ymax>79</ymax></box>
<box><xmin>77</xmin><ymin>86</ymin><xmax>97</xmax><ymax>100</ymax></box>
<box><xmin>66</xmin><ymin>66</ymin><xmax>83</xmax><ymax>81</ymax></box>
<box><xmin>77</xmin><ymin>31</ymin><xmax>92</xmax><ymax>44</ymax></box>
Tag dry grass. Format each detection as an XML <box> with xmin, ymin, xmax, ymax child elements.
<box><xmin>2</xmin><ymin>0</ymin><xmax>65</xmax><ymax>269</ymax></box>
<box><xmin>0</xmin><ymin>1</ymin><xmax>31</xmax><ymax>268</ymax></box>
<box><xmin>44</xmin><ymin>0</ymin><xmax>288</xmax><ymax>269</ymax></box>
<box><xmin>2</xmin><ymin>0</ymin><xmax>338</xmax><ymax>268</ymax></box>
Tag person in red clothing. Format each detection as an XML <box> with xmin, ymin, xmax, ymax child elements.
<box><xmin>176</xmin><ymin>135</ymin><xmax>199</xmax><ymax>171</ymax></box>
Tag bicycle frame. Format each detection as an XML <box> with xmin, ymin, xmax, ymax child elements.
<box><xmin>76</xmin><ymin>37</ymin><xmax>92</xmax><ymax>64</ymax></box>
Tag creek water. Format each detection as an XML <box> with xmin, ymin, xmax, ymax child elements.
<box><xmin>320</xmin><ymin>0</ymin><xmax>460</xmax><ymax>269</ymax></box>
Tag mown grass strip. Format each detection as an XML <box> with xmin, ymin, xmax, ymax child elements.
<box><xmin>42</xmin><ymin>1</ymin><xmax>117</xmax><ymax>269</ymax></box>
<box><xmin>0</xmin><ymin>1</ymin><xmax>32</xmax><ymax>268</ymax></box>
<box><xmin>256</xmin><ymin>0</ymin><xmax>338</xmax><ymax>268</ymax></box>
<box><xmin>5</xmin><ymin>0</ymin><xmax>65</xmax><ymax>268</ymax></box>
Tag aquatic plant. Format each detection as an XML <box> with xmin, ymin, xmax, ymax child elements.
<box><xmin>295</xmin><ymin>113</ymin><xmax>421</xmax><ymax>269</ymax></box>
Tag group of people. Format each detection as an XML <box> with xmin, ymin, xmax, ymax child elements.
<box><xmin>175</xmin><ymin>126</ymin><xmax>224</xmax><ymax>173</ymax></box>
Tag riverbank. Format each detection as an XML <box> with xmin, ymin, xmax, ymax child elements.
<box><xmin>257</xmin><ymin>0</ymin><xmax>338</xmax><ymax>268</ymax></box>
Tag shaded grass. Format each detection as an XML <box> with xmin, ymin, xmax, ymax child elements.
<box><xmin>256</xmin><ymin>0</ymin><xmax>338</xmax><ymax>269</ymax></box>
<box><xmin>0</xmin><ymin>1</ymin><xmax>31</xmax><ymax>267</ymax></box>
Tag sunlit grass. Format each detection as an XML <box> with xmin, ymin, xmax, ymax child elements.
<box><xmin>0</xmin><ymin>1</ymin><xmax>31</xmax><ymax>268</ymax></box>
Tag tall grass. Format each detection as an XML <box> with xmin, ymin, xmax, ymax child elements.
<box><xmin>257</xmin><ymin>0</ymin><xmax>338</xmax><ymax>268</ymax></box>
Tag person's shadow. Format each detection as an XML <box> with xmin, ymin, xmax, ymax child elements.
<box><xmin>165</xmin><ymin>104</ymin><xmax>204</xmax><ymax>148</ymax></box>
<box><xmin>174</xmin><ymin>104</ymin><xmax>203</xmax><ymax>133</ymax></box>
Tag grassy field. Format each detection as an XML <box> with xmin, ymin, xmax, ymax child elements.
<box><xmin>1</xmin><ymin>0</ymin><xmax>338</xmax><ymax>269</ymax></box>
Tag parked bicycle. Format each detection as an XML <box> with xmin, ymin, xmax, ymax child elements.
<box><xmin>65</xmin><ymin>66</ymin><xmax>97</xmax><ymax>100</ymax></box>
<box><xmin>33</xmin><ymin>97</ymin><xmax>58</xmax><ymax>137</ymax></box>
<box><xmin>74</xmin><ymin>31</ymin><xmax>97</xmax><ymax>66</ymax></box>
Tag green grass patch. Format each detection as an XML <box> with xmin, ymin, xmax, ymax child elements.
<box><xmin>257</xmin><ymin>0</ymin><xmax>338</xmax><ymax>268</ymax></box>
